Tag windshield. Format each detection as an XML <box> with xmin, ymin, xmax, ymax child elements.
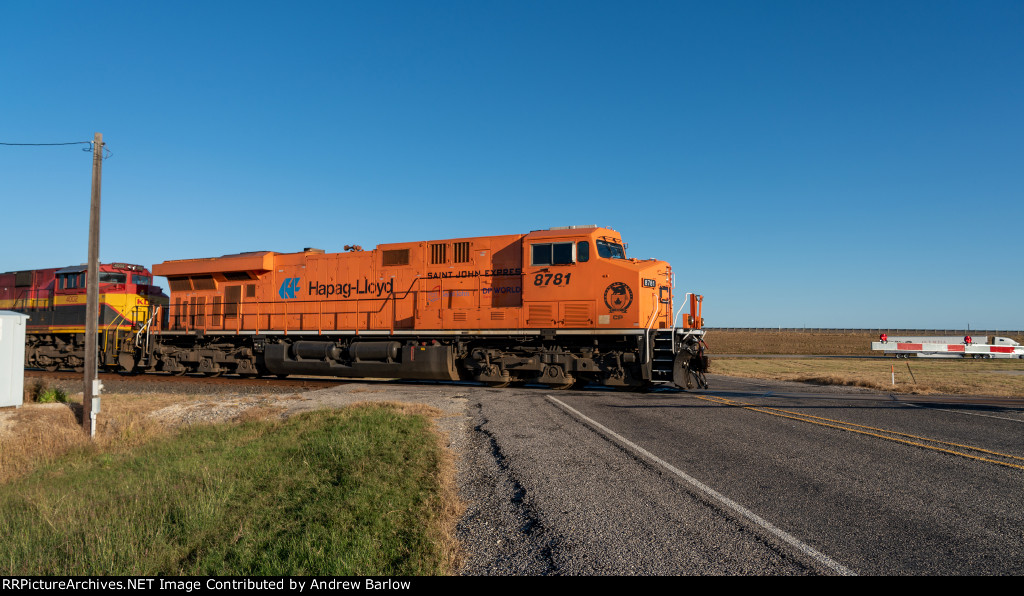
<box><xmin>99</xmin><ymin>272</ymin><xmax>127</xmax><ymax>284</ymax></box>
<box><xmin>132</xmin><ymin>274</ymin><xmax>152</xmax><ymax>285</ymax></box>
<box><xmin>596</xmin><ymin>239</ymin><xmax>626</xmax><ymax>259</ymax></box>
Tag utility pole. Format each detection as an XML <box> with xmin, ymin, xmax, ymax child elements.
<box><xmin>83</xmin><ymin>133</ymin><xmax>103</xmax><ymax>436</ymax></box>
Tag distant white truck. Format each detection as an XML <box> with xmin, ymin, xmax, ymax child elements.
<box><xmin>871</xmin><ymin>335</ymin><xmax>1024</xmax><ymax>359</ymax></box>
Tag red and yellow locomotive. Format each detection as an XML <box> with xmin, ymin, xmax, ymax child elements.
<box><xmin>0</xmin><ymin>263</ymin><xmax>165</xmax><ymax>372</ymax></box>
<box><xmin>137</xmin><ymin>226</ymin><xmax>707</xmax><ymax>389</ymax></box>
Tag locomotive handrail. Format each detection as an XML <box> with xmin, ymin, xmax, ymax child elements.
<box><xmin>134</xmin><ymin>306</ymin><xmax>159</xmax><ymax>349</ymax></box>
<box><xmin>673</xmin><ymin>293</ymin><xmax>693</xmax><ymax>330</ymax></box>
<box><xmin>645</xmin><ymin>295</ymin><xmax>661</xmax><ymax>334</ymax></box>
<box><xmin>103</xmin><ymin>311</ymin><xmax>127</xmax><ymax>354</ymax></box>
<box><xmin>642</xmin><ymin>297</ymin><xmax>662</xmax><ymax>365</ymax></box>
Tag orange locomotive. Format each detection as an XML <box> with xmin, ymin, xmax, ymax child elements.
<box><xmin>139</xmin><ymin>226</ymin><xmax>708</xmax><ymax>389</ymax></box>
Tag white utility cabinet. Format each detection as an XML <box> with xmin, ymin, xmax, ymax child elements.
<box><xmin>0</xmin><ymin>311</ymin><xmax>29</xmax><ymax>408</ymax></box>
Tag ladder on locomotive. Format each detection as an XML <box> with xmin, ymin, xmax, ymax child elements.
<box><xmin>102</xmin><ymin>304</ymin><xmax>158</xmax><ymax>366</ymax></box>
<box><xmin>650</xmin><ymin>330</ymin><xmax>675</xmax><ymax>382</ymax></box>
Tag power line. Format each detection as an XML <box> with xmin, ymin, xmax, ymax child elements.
<box><xmin>0</xmin><ymin>141</ymin><xmax>92</xmax><ymax>146</ymax></box>
<box><xmin>1</xmin><ymin>140</ymin><xmax>111</xmax><ymax>159</ymax></box>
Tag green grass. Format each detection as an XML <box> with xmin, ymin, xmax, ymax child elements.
<box><xmin>22</xmin><ymin>378</ymin><xmax>68</xmax><ymax>403</ymax></box>
<box><xmin>0</xmin><ymin>404</ymin><xmax>455</xmax><ymax>575</ymax></box>
<box><xmin>35</xmin><ymin>387</ymin><xmax>68</xmax><ymax>403</ymax></box>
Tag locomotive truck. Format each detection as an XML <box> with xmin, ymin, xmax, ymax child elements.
<box><xmin>6</xmin><ymin>226</ymin><xmax>710</xmax><ymax>390</ymax></box>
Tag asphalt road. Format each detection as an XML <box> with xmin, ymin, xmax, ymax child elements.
<box><xmin>454</xmin><ymin>374</ymin><xmax>1024</xmax><ymax>575</ymax></box>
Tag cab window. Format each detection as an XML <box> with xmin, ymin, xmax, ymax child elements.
<box><xmin>596</xmin><ymin>239</ymin><xmax>626</xmax><ymax>259</ymax></box>
<box><xmin>531</xmin><ymin>242</ymin><xmax>574</xmax><ymax>266</ymax></box>
<box><xmin>99</xmin><ymin>272</ymin><xmax>127</xmax><ymax>284</ymax></box>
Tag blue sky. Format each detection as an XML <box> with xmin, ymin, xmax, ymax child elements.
<box><xmin>2</xmin><ymin>1</ymin><xmax>1021</xmax><ymax>329</ymax></box>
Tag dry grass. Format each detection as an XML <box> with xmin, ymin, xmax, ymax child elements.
<box><xmin>0</xmin><ymin>387</ymin><xmax>280</xmax><ymax>485</ymax></box>
<box><xmin>703</xmin><ymin>330</ymin><xmax>1024</xmax><ymax>397</ymax></box>
<box><xmin>706</xmin><ymin>330</ymin><xmax>879</xmax><ymax>355</ymax></box>
<box><xmin>706</xmin><ymin>330</ymin><xmax>1024</xmax><ymax>356</ymax></box>
<box><xmin>0</xmin><ymin>404</ymin><xmax>84</xmax><ymax>483</ymax></box>
<box><xmin>712</xmin><ymin>357</ymin><xmax>1024</xmax><ymax>397</ymax></box>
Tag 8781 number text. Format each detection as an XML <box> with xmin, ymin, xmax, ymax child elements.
<box><xmin>534</xmin><ymin>273</ymin><xmax>571</xmax><ymax>286</ymax></box>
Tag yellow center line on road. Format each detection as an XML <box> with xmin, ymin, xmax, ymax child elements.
<box><xmin>692</xmin><ymin>394</ymin><xmax>1024</xmax><ymax>472</ymax></box>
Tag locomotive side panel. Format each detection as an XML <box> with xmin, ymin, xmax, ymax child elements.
<box><xmin>152</xmin><ymin>228</ymin><xmax>675</xmax><ymax>335</ymax></box>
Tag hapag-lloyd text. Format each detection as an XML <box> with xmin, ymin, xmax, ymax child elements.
<box><xmin>309</xmin><ymin>279</ymin><xmax>394</xmax><ymax>299</ymax></box>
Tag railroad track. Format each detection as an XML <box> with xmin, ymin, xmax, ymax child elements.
<box><xmin>23</xmin><ymin>369</ymin><xmax>688</xmax><ymax>395</ymax></box>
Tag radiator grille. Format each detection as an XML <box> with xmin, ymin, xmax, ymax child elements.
<box><xmin>430</xmin><ymin>243</ymin><xmax>447</xmax><ymax>264</ymax></box>
<box><xmin>453</xmin><ymin>241</ymin><xmax>471</xmax><ymax>263</ymax></box>
<box><xmin>527</xmin><ymin>304</ymin><xmax>554</xmax><ymax>326</ymax></box>
<box><xmin>563</xmin><ymin>304</ymin><xmax>592</xmax><ymax>326</ymax></box>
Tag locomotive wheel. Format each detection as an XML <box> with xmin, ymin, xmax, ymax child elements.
<box><xmin>486</xmin><ymin>380</ymin><xmax>511</xmax><ymax>388</ymax></box>
<box><xmin>44</xmin><ymin>364</ymin><xmax>59</xmax><ymax>372</ymax></box>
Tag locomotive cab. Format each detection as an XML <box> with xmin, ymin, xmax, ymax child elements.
<box><xmin>54</xmin><ymin>263</ymin><xmax>163</xmax><ymax>328</ymax></box>
<box><xmin>521</xmin><ymin>226</ymin><xmax>675</xmax><ymax>331</ymax></box>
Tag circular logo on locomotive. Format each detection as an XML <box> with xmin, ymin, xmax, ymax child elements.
<box><xmin>603</xmin><ymin>282</ymin><xmax>633</xmax><ymax>312</ymax></box>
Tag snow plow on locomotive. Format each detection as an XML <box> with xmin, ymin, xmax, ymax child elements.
<box><xmin>131</xmin><ymin>226</ymin><xmax>709</xmax><ymax>390</ymax></box>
